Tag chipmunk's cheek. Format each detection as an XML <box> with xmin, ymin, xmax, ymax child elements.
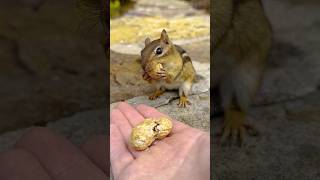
<box><xmin>130</xmin><ymin>117</ymin><xmax>173</xmax><ymax>151</ymax></box>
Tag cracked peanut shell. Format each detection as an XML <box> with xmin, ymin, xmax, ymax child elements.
<box><xmin>130</xmin><ymin>117</ymin><xmax>173</xmax><ymax>151</ymax></box>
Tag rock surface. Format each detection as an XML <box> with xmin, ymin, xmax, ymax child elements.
<box><xmin>0</xmin><ymin>0</ymin><xmax>107</xmax><ymax>133</ymax></box>
<box><xmin>0</xmin><ymin>108</ymin><xmax>108</xmax><ymax>152</ymax></box>
<box><xmin>111</xmin><ymin>90</ymin><xmax>210</xmax><ymax>132</ymax></box>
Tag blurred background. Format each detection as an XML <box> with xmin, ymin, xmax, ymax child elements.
<box><xmin>0</xmin><ymin>0</ymin><xmax>107</xmax><ymax>150</ymax></box>
<box><xmin>212</xmin><ymin>0</ymin><xmax>320</xmax><ymax>179</ymax></box>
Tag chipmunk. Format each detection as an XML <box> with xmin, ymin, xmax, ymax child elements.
<box><xmin>212</xmin><ymin>0</ymin><xmax>272</xmax><ymax>145</ymax></box>
<box><xmin>140</xmin><ymin>29</ymin><xmax>196</xmax><ymax>107</ymax></box>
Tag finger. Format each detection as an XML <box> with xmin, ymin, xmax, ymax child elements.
<box><xmin>116</xmin><ymin>102</ymin><xmax>145</xmax><ymax>127</ymax></box>
<box><xmin>0</xmin><ymin>148</ymin><xmax>51</xmax><ymax>180</ymax></box>
<box><xmin>15</xmin><ymin>127</ymin><xmax>107</xmax><ymax>180</ymax></box>
<box><xmin>81</xmin><ymin>135</ymin><xmax>109</xmax><ymax>175</ymax></box>
<box><xmin>111</xmin><ymin>109</ymin><xmax>144</xmax><ymax>157</ymax></box>
<box><xmin>111</xmin><ymin>109</ymin><xmax>132</xmax><ymax>144</ymax></box>
<box><xmin>135</xmin><ymin>104</ymin><xmax>189</xmax><ymax>133</ymax></box>
<box><xmin>110</xmin><ymin>124</ymin><xmax>134</xmax><ymax>178</ymax></box>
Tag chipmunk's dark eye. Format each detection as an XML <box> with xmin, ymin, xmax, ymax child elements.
<box><xmin>156</xmin><ymin>47</ymin><xmax>162</xmax><ymax>55</ymax></box>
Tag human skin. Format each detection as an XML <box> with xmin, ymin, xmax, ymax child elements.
<box><xmin>0</xmin><ymin>127</ymin><xmax>109</xmax><ymax>180</ymax></box>
<box><xmin>0</xmin><ymin>102</ymin><xmax>209</xmax><ymax>180</ymax></box>
<box><xmin>110</xmin><ymin>102</ymin><xmax>210</xmax><ymax>180</ymax></box>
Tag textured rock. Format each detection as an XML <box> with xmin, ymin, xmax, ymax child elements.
<box><xmin>254</xmin><ymin>0</ymin><xmax>320</xmax><ymax>105</ymax></box>
<box><xmin>47</xmin><ymin>109</ymin><xmax>108</xmax><ymax>145</ymax></box>
<box><xmin>157</xmin><ymin>91</ymin><xmax>210</xmax><ymax>131</ymax></box>
<box><xmin>0</xmin><ymin>108</ymin><xmax>108</xmax><ymax>153</ymax></box>
<box><xmin>0</xmin><ymin>0</ymin><xmax>107</xmax><ymax>133</ymax></box>
<box><xmin>212</xmin><ymin>92</ymin><xmax>320</xmax><ymax>180</ymax></box>
<box><xmin>110</xmin><ymin>52</ymin><xmax>210</xmax><ymax>103</ymax></box>
<box><xmin>111</xmin><ymin>91</ymin><xmax>210</xmax><ymax>132</ymax></box>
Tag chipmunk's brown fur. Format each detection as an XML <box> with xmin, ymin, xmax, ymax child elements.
<box><xmin>212</xmin><ymin>0</ymin><xmax>272</xmax><ymax>145</ymax></box>
<box><xmin>141</xmin><ymin>30</ymin><xmax>196</xmax><ymax>107</ymax></box>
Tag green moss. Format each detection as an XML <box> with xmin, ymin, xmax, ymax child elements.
<box><xmin>110</xmin><ymin>0</ymin><xmax>121</xmax><ymax>18</ymax></box>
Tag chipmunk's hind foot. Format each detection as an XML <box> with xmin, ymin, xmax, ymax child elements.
<box><xmin>178</xmin><ymin>95</ymin><xmax>191</xmax><ymax>108</ymax></box>
<box><xmin>217</xmin><ymin>109</ymin><xmax>259</xmax><ymax>147</ymax></box>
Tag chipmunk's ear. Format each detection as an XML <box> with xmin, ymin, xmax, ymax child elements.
<box><xmin>160</xmin><ymin>29</ymin><xmax>170</xmax><ymax>44</ymax></box>
<box><xmin>145</xmin><ymin>37</ymin><xmax>151</xmax><ymax>46</ymax></box>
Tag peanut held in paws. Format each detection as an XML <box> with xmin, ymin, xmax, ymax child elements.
<box><xmin>145</xmin><ymin>62</ymin><xmax>164</xmax><ymax>80</ymax></box>
<box><xmin>130</xmin><ymin>117</ymin><xmax>173</xmax><ymax>151</ymax></box>
<box><xmin>155</xmin><ymin>63</ymin><xmax>163</xmax><ymax>72</ymax></box>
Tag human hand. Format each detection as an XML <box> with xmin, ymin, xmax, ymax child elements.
<box><xmin>110</xmin><ymin>102</ymin><xmax>210</xmax><ymax>180</ymax></box>
<box><xmin>0</xmin><ymin>127</ymin><xmax>108</xmax><ymax>180</ymax></box>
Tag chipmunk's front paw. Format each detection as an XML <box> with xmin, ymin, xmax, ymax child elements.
<box><xmin>149</xmin><ymin>90</ymin><xmax>164</xmax><ymax>100</ymax></box>
<box><xmin>156</xmin><ymin>67</ymin><xmax>167</xmax><ymax>79</ymax></box>
<box><xmin>178</xmin><ymin>96</ymin><xmax>191</xmax><ymax>108</ymax></box>
<box><xmin>143</xmin><ymin>72</ymin><xmax>152</xmax><ymax>82</ymax></box>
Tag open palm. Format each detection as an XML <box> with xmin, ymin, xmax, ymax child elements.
<box><xmin>110</xmin><ymin>102</ymin><xmax>210</xmax><ymax>180</ymax></box>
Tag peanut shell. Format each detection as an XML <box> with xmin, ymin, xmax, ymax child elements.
<box><xmin>145</xmin><ymin>62</ymin><xmax>163</xmax><ymax>80</ymax></box>
<box><xmin>130</xmin><ymin>117</ymin><xmax>173</xmax><ymax>150</ymax></box>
